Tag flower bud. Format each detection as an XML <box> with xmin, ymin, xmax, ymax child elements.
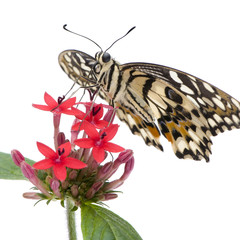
<box><xmin>99</xmin><ymin>193</ymin><xmax>118</xmax><ymax>201</ymax></box>
<box><xmin>106</xmin><ymin>149</ymin><xmax>134</xmax><ymax>179</ymax></box>
<box><xmin>11</xmin><ymin>149</ymin><xmax>25</xmax><ymax>167</ymax></box>
<box><xmin>23</xmin><ymin>192</ymin><xmax>42</xmax><ymax>200</ymax></box>
<box><xmin>113</xmin><ymin>149</ymin><xmax>133</xmax><ymax>170</ymax></box>
<box><xmin>115</xmin><ymin>149</ymin><xmax>133</xmax><ymax>165</ymax></box>
<box><xmin>102</xmin><ymin>179</ymin><xmax>123</xmax><ymax>191</ymax></box>
<box><xmin>96</xmin><ymin>162</ymin><xmax>113</xmax><ymax>180</ymax></box>
<box><xmin>71</xmin><ymin>184</ymin><xmax>79</xmax><ymax>197</ymax></box>
<box><xmin>85</xmin><ymin>181</ymin><xmax>104</xmax><ymax>199</ymax></box>
<box><xmin>61</xmin><ymin>180</ymin><xmax>69</xmax><ymax>190</ymax></box>
<box><xmin>103</xmin><ymin>108</ymin><xmax>116</xmax><ymax>124</ymax></box>
<box><xmin>120</xmin><ymin>156</ymin><xmax>134</xmax><ymax>181</ymax></box>
<box><xmin>50</xmin><ymin>179</ymin><xmax>61</xmax><ymax>198</ymax></box>
<box><xmin>20</xmin><ymin>162</ymin><xmax>37</xmax><ymax>184</ymax></box>
<box><xmin>57</xmin><ymin>132</ymin><xmax>66</xmax><ymax>147</ymax></box>
<box><xmin>69</xmin><ymin>170</ymin><xmax>78</xmax><ymax>180</ymax></box>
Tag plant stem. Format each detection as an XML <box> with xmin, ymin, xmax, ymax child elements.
<box><xmin>66</xmin><ymin>198</ymin><xmax>77</xmax><ymax>240</ymax></box>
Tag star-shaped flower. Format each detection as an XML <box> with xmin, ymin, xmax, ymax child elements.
<box><xmin>32</xmin><ymin>92</ymin><xmax>80</xmax><ymax>116</ymax></box>
<box><xmin>33</xmin><ymin>141</ymin><xmax>87</xmax><ymax>180</ymax></box>
<box><xmin>74</xmin><ymin>122</ymin><xmax>124</xmax><ymax>163</ymax></box>
<box><xmin>72</xmin><ymin>103</ymin><xmax>109</xmax><ymax>131</ymax></box>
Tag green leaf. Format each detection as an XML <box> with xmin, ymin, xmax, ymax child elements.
<box><xmin>0</xmin><ymin>152</ymin><xmax>35</xmax><ymax>180</ymax></box>
<box><xmin>81</xmin><ymin>203</ymin><xmax>142</xmax><ymax>240</ymax></box>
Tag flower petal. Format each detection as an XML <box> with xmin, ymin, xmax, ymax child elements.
<box><xmin>71</xmin><ymin>120</ymin><xmax>89</xmax><ymax>132</ymax></box>
<box><xmin>60</xmin><ymin>97</ymin><xmax>76</xmax><ymax>109</ymax></box>
<box><xmin>59</xmin><ymin>142</ymin><xmax>72</xmax><ymax>157</ymax></box>
<box><xmin>92</xmin><ymin>104</ymin><xmax>103</xmax><ymax>120</ymax></box>
<box><xmin>75</xmin><ymin>110</ymin><xmax>88</xmax><ymax>120</ymax></box>
<box><xmin>74</xmin><ymin>138</ymin><xmax>95</xmax><ymax>148</ymax></box>
<box><xmin>61</xmin><ymin>107</ymin><xmax>82</xmax><ymax>116</ymax></box>
<box><xmin>92</xmin><ymin>147</ymin><xmax>105</xmax><ymax>163</ymax></box>
<box><xmin>37</xmin><ymin>142</ymin><xmax>58</xmax><ymax>159</ymax></box>
<box><xmin>63</xmin><ymin>157</ymin><xmax>87</xmax><ymax>169</ymax></box>
<box><xmin>44</xmin><ymin>92</ymin><xmax>58</xmax><ymax>108</ymax></box>
<box><xmin>103</xmin><ymin>142</ymin><xmax>125</xmax><ymax>152</ymax></box>
<box><xmin>32</xmin><ymin>104</ymin><xmax>52</xmax><ymax>111</ymax></box>
<box><xmin>83</xmin><ymin>121</ymin><xmax>99</xmax><ymax>139</ymax></box>
<box><xmin>102</xmin><ymin>124</ymin><xmax>119</xmax><ymax>142</ymax></box>
<box><xmin>53</xmin><ymin>164</ymin><xmax>67</xmax><ymax>181</ymax></box>
<box><xmin>94</xmin><ymin>120</ymin><xmax>109</xmax><ymax>129</ymax></box>
<box><xmin>33</xmin><ymin>159</ymin><xmax>53</xmax><ymax>169</ymax></box>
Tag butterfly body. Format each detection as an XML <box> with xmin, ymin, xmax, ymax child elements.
<box><xmin>59</xmin><ymin>49</ymin><xmax>240</xmax><ymax>161</ymax></box>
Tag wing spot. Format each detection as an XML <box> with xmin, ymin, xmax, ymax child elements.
<box><xmin>208</xmin><ymin>118</ymin><xmax>217</xmax><ymax>128</ymax></box>
<box><xmin>231</xmin><ymin>98</ymin><xmax>240</xmax><ymax>109</ymax></box>
<box><xmin>212</xmin><ymin>97</ymin><xmax>226</xmax><ymax>111</ymax></box>
<box><xmin>73</xmin><ymin>66</ymin><xmax>80</xmax><ymax>75</ymax></box>
<box><xmin>188</xmin><ymin>129</ymin><xmax>200</xmax><ymax>143</ymax></box>
<box><xmin>59</xmin><ymin>62</ymin><xmax>69</xmax><ymax>74</ymax></box>
<box><xmin>189</xmin><ymin>141</ymin><xmax>203</xmax><ymax>155</ymax></box>
<box><xmin>213</xmin><ymin>114</ymin><xmax>223</xmax><ymax>123</ymax></box>
<box><xmin>64</xmin><ymin>54</ymin><xmax>71</xmax><ymax>62</ymax></box>
<box><xmin>224</xmin><ymin>117</ymin><xmax>233</xmax><ymax>125</ymax></box>
<box><xmin>202</xmin><ymin>97</ymin><xmax>214</xmax><ymax>107</ymax></box>
<box><xmin>76</xmin><ymin>53</ymin><xmax>86</xmax><ymax>63</ymax></box>
<box><xmin>169</xmin><ymin>71</ymin><xmax>183</xmax><ymax>83</ymax></box>
<box><xmin>227</xmin><ymin>102</ymin><xmax>232</xmax><ymax>109</ymax></box>
<box><xmin>187</xmin><ymin>75</ymin><xmax>196</xmax><ymax>81</ymax></box>
<box><xmin>186</xmin><ymin>95</ymin><xmax>200</xmax><ymax>108</ymax></box>
<box><xmin>203</xmin><ymin>82</ymin><xmax>215</xmax><ymax>93</ymax></box>
<box><xmin>232</xmin><ymin>115</ymin><xmax>240</xmax><ymax>125</ymax></box>
<box><xmin>180</xmin><ymin>85</ymin><xmax>195</xmax><ymax>95</ymax></box>
<box><xmin>176</xmin><ymin>138</ymin><xmax>188</xmax><ymax>152</ymax></box>
<box><xmin>165</xmin><ymin>87</ymin><xmax>183</xmax><ymax>104</ymax></box>
<box><xmin>197</xmin><ymin>97</ymin><xmax>206</xmax><ymax>106</ymax></box>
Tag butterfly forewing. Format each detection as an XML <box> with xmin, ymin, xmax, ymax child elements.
<box><xmin>58</xmin><ymin>49</ymin><xmax>240</xmax><ymax>161</ymax></box>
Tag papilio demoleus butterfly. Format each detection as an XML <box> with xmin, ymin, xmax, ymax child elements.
<box><xmin>58</xmin><ymin>25</ymin><xmax>240</xmax><ymax>162</ymax></box>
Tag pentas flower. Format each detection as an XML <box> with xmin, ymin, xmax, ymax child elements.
<box><xmin>72</xmin><ymin>102</ymin><xmax>109</xmax><ymax>131</ymax></box>
<box><xmin>33</xmin><ymin>141</ymin><xmax>87</xmax><ymax>181</ymax></box>
<box><xmin>32</xmin><ymin>92</ymin><xmax>80</xmax><ymax>116</ymax></box>
<box><xmin>74</xmin><ymin>121</ymin><xmax>125</xmax><ymax>163</ymax></box>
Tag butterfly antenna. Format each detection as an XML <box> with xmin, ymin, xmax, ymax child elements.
<box><xmin>105</xmin><ymin>26</ymin><xmax>136</xmax><ymax>52</ymax></box>
<box><xmin>63</xmin><ymin>24</ymin><xmax>102</xmax><ymax>51</ymax></box>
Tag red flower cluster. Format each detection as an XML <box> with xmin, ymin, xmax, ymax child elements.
<box><xmin>12</xmin><ymin>92</ymin><xmax>134</xmax><ymax>204</ymax></box>
<box><xmin>32</xmin><ymin>92</ymin><xmax>125</xmax><ymax>181</ymax></box>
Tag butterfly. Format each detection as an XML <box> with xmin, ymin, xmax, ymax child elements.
<box><xmin>58</xmin><ymin>26</ymin><xmax>240</xmax><ymax>162</ymax></box>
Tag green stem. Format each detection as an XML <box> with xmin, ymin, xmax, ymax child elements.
<box><xmin>66</xmin><ymin>198</ymin><xmax>77</xmax><ymax>240</ymax></box>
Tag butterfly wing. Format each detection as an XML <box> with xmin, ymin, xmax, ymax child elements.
<box><xmin>118</xmin><ymin>63</ymin><xmax>240</xmax><ymax>161</ymax></box>
<box><xmin>59</xmin><ymin>50</ymin><xmax>109</xmax><ymax>100</ymax></box>
<box><xmin>59</xmin><ymin>50</ymin><xmax>240</xmax><ymax>161</ymax></box>
<box><xmin>59</xmin><ymin>50</ymin><xmax>96</xmax><ymax>84</ymax></box>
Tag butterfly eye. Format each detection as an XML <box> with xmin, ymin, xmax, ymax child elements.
<box><xmin>93</xmin><ymin>62</ymin><xmax>101</xmax><ymax>74</ymax></box>
<box><xmin>102</xmin><ymin>52</ymin><xmax>111</xmax><ymax>63</ymax></box>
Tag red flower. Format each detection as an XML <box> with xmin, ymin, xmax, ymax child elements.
<box><xmin>33</xmin><ymin>142</ymin><xmax>87</xmax><ymax>181</ymax></box>
<box><xmin>32</xmin><ymin>92</ymin><xmax>80</xmax><ymax>115</ymax></box>
<box><xmin>72</xmin><ymin>103</ymin><xmax>108</xmax><ymax>130</ymax></box>
<box><xmin>74</xmin><ymin>122</ymin><xmax>125</xmax><ymax>163</ymax></box>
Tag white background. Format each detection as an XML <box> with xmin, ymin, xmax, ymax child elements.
<box><xmin>1</xmin><ymin>0</ymin><xmax>240</xmax><ymax>239</ymax></box>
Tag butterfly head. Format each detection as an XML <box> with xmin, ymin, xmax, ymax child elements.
<box><xmin>93</xmin><ymin>51</ymin><xmax>114</xmax><ymax>75</ymax></box>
